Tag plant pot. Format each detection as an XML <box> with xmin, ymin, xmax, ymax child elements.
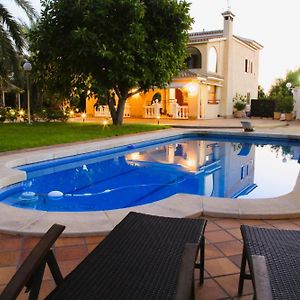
<box><xmin>234</xmin><ymin>110</ymin><xmax>244</xmax><ymax>118</ymax></box>
<box><xmin>273</xmin><ymin>111</ymin><xmax>281</xmax><ymax>120</ymax></box>
<box><xmin>285</xmin><ymin>112</ymin><xmax>293</xmax><ymax>121</ymax></box>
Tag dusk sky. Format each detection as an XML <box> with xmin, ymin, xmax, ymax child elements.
<box><xmin>8</xmin><ymin>0</ymin><xmax>300</xmax><ymax>92</ymax></box>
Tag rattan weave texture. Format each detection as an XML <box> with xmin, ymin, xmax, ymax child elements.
<box><xmin>46</xmin><ymin>212</ymin><xmax>206</xmax><ymax>300</ymax></box>
<box><xmin>241</xmin><ymin>225</ymin><xmax>300</xmax><ymax>300</ymax></box>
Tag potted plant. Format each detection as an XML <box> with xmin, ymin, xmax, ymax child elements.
<box><xmin>282</xmin><ymin>96</ymin><xmax>294</xmax><ymax>121</ymax></box>
<box><xmin>273</xmin><ymin>98</ymin><xmax>283</xmax><ymax>120</ymax></box>
<box><xmin>233</xmin><ymin>93</ymin><xmax>247</xmax><ymax>118</ymax></box>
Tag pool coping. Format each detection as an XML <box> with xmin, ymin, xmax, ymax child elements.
<box><xmin>1</xmin><ymin>127</ymin><xmax>300</xmax><ymax>236</ymax></box>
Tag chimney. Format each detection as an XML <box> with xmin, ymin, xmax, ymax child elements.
<box><xmin>222</xmin><ymin>10</ymin><xmax>235</xmax><ymax>37</ymax></box>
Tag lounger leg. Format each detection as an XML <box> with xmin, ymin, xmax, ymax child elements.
<box><xmin>27</xmin><ymin>261</ymin><xmax>46</xmax><ymax>300</ymax></box>
<box><xmin>238</xmin><ymin>245</ymin><xmax>247</xmax><ymax>295</ymax></box>
<box><xmin>195</xmin><ymin>235</ymin><xmax>205</xmax><ymax>285</ymax></box>
<box><xmin>47</xmin><ymin>250</ymin><xmax>64</xmax><ymax>286</ymax></box>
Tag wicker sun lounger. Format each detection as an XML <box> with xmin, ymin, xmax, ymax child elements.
<box><xmin>1</xmin><ymin>212</ymin><xmax>207</xmax><ymax>300</ymax></box>
<box><xmin>238</xmin><ymin>225</ymin><xmax>300</xmax><ymax>300</ymax></box>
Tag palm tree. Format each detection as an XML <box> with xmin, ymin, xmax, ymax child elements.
<box><xmin>0</xmin><ymin>0</ymin><xmax>37</xmax><ymax>91</ymax></box>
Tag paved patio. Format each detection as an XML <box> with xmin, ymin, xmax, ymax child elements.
<box><xmin>1</xmin><ymin>117</ymin><xmax>300</xmax><ymax>299</ymax></box>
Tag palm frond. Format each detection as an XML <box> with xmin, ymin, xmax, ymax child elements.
<box><xmin>0</xmin><ymin>26</ymin><xmax>21</xmax><ymax>80</ymax></box>
<box><xmin>12</xmin><ymin>0</ymin><xmax>38</xmax><ymax>21</ymax></box>
<box><xmin>0</xmin><ymin>4</ymin><xmax>25</xmax><ymax>50</ymax></box>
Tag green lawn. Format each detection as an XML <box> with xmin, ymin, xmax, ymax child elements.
<box><xmin>0</xmin><ymin>122</ymin><xmax>169</xmax><ymax>152</ymax></box>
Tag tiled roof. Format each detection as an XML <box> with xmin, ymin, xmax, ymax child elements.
<box><xmin>189</xmin><ymin>30</ymin><xmax>223</xmax><ymax>43</ymax></box>
<box><xmin>234</xmin><ymin>36</ymin><xmax>263</xmax><ymax>49</ymax></box>
<box><xmin>175</xmin><ymin>70</ymin><xmax>198</xmax><ymax>78</ymax></box>
<box><xmin>188</xmin><ymin>30</ymin><xmax>263</xmax><ymax>49</ymax></box>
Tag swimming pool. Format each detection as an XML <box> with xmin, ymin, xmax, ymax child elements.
<box><xmin>1</xmin><ymin>133</ymin><xmax>300</xmax><ymax>212</ymax></box>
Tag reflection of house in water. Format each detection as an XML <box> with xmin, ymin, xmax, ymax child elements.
<box><xmin>290</xmin><ymin>146</ymin><xmax>300</xmax><ymax>163</ymax></box>
<box><xmin>126</xmin><ymin>139</ymin><xmax>256</xmax><ymax>198</ymax></box>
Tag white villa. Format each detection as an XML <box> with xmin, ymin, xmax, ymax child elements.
<box><xmin>86</xmin><ymin>10</ymin><xmax>263</xmax><ymax>120</ymax></box>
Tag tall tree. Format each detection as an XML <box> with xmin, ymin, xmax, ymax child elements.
<box><xmin>0</xmin><ymin>0</ymin><xmax>37</xmax><ymax>82</ymax></box>
<box><xmin>29</xmin><ymin>0</ymin><xmax>193</xmax><ymax>125</ymax></box>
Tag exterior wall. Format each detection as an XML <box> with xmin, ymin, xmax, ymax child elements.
<box><xmin>231</xmin><ymin>39</ymin><xmax>259</xmax><ymax>102</ymax></box>
<box><xmin>86</xmin><ymin>96</ymin><xmax>97</xmax><ymax>116</ymax></box>
<box><xmin>127</xmin><ymin>89</ymin><xmax>167</xmax><ymax>118</ymax></box>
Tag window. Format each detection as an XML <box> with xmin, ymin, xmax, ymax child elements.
<box><xmin>208</xmin><ymin>47</ymin><xmax>217</xmax><ymax>73</ymax></box>
<box><xmin>245</xmin><ymin>59</ymin><xmax>253</xmax><ymax>74</ymax></box>
<box><xmin>186</xmin><ymin>47</ymin><xmax>202</xmax><ymax>69</ymax></box>
<box><xmin>208</xmin><ymin>85</ymin><xmax>217</xmax><ymax>104</ymax></box>
<box><xmin>244</xmin><ymin>59</ymin><xmax>248</xmax><ymax>73</ymax></box>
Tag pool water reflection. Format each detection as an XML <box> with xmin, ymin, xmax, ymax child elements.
<box><xmin>1</xmin><ymin>135</ymin><xmax>300</xmax><ymax>211</ymax></box>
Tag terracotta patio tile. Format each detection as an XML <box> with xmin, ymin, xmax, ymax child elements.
<box><xmin>55</xmin><ymin>245</ymin><xmax>89</xmax><ymax>261</ymax></box>
<box><xmin>205</xmin><ymin>243</ymin><xmax>224</xmax><ymax>259</ymax></box>
<box><xmin>265</xmin><ymin>219</ymin><xmax>291</xmax><ymax>225</ymax></box>
<box><xmin>58</xmin><ymin>259</ymin><xmax>82</xmax><ymax>277</ymax></box>
<box><xmin>84</xmin><ymin>235</ymin><xmax>105</xmax><ymax>245</ymax></box>
<box><xmin>234</xmin><ymin>295</ymin><xmax>254</xmax><ymax>300</ymax></box>
<box><xmin>215</xmin><ymin>240</ymin><xmax>243</xmax><ymax>256</ymax></box>
<box><xmin>228</xmin><ymin>254</ymin><xmax>243</xmax><ymax>268</ymax></box>
<box><xmin>87</xmin><ymin>243</ymin><xmax>98</xmax><ymax>253</ymax></box>
<box><xmin>272</xmin><ymin>222</ymin><xmax>300</xmax><ymax>230</ymax></box>
<box><xmin>195</xmin><ymin>278</ymin><xmax>228</xmax><ymax>300</ymax></box>
<box><xmin>0</xmin><ymin>238</ymin><xmax>21</xmax><ymax>251</ymax></box>
<box><xmin>0</xmin><ymin>266</ymin><xmax>17</xmax><ymax>285</ymax></box>
<box><xmin>239</xmin><ymin>219</ymin><xmax>267</xmax><ymax>226</ymax></box>
<box><xmin>194</xmin><ymin>269</ymin><xmax>210</xmax><ymax>281</ymax></box>
<box><xmin>215</xmin><ymin>274</ymin><xmax>253</xmax><ymax>297</ymax></box>
<box><xmin>55</xmin><ymin>237</ymin><xmax>85</xmax><ymax>247</ymax></box>
<box><xmin>19</xmin><ymin>248</ymin><xmax>32</xmax><ymax>265</ymax></box>
<box><xmin>226</xmin><ymin>228</ymin><xmax>242</xmax><ymax>240</ymax></box>
<box><xmin>214</xmin><ymin>219</ymin><xmax>241</xmax><ymax>229</ymax></box>
<box><xmin>22</xmin><ymin>237</ymin><xmax>40</xmax><ymax>249</ymax></box>
<box><xmin>0</xmin><ymin>250</ymin><xmax>20</xmax><ymax>267</ymax></box>
<box><xmin>205</xmin><ymin>221</ymin><xmax>222</xmax><ymax>232</ymax></box>
<box><xmin>206</xmin><ymin>230</ymin><xmax>236</xmax><ymax>243</ymax></box>
<box><xmin>291</xmin><ymin>219</ymin><xmax>300</xmax><ymax>226</ymax></box>
<box><xmin>205</xmin><ymin>257</ymin><xmax>240</xmax><ymax>277</ymax></box>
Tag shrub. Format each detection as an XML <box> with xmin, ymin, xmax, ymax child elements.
<box><xmin>6</xmin><ymin>109</ymin><xmax>17</xmax><ymax>122</ymax></box>
<box><xmin>0</xmin><ymin>107</ymin><xmax>6</xmax><ymax>122</ymax></box>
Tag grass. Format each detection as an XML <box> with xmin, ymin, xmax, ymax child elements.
<box><xmin>0</xmin><ymin>122</ymin><xmax>169</xmax><ymax>152</ymax></box>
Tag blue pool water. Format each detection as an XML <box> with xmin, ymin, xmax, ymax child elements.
<box><xmin>1</xmin><ymin>134</ymin><xmax>300</xmax><ymax>212</ymax></box>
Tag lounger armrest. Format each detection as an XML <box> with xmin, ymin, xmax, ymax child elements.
<box><xmin>250</xmin><ymin>255</ymin><xmax>273</xmax><ymax>300</ymax></box>
<box><xmin>0</xmin><ymin>224</ymin><xmax>65</xmax><ymax>300</ymax></box>
<box><xmin>174</xmin><ymin>243</ymin><xmax>199</xmax><ymax>300</ymax></box>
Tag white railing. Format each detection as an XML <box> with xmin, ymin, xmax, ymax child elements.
<box><xmin>124</xmin><ymin>104</ymin><xmax>131</xmax><ymax>117</ymax></box>
<box><xmin>95</xmin><ymin>104</ymin><xmax>131</xmax><ymax>118</ymax></box>
<box><xmin>177</xmin><ymin>105</ymin><xmax>189</xmax><ymax>119</ymax></box>
<box><xmin>95</xmin><ymin>105</ymin><xmax>110</xmax><ymax>117</ymax></box>
<box><xmin>144</xmin><ymin>103</ymin><xmax>161</xmax><ymax>118</ymax></box>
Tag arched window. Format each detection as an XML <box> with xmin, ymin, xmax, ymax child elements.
<box><xmin>208</xmin><ymin>47</ymin><xmax>217</xmax><ymax>73</ymax></box>
<box><xmin>151</xmin><ymin>92</ymin><xmax>161</xmax><ymax>104</ymax></box>
<box><xmin>186</xmin><ymin>47</ymin><xmax>202</xmax><ymax>69</ymax></box>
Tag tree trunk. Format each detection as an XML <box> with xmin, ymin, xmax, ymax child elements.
<box><xmin>107</xmin><ymin>88</ymin><xmax>128</xmax><ymax>125</ymax></box>
<box><xmin>114</xmin><ymin>97</ymin><xmax>126</xmax><ymax>125</ymax></box>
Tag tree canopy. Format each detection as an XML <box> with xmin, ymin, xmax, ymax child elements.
<box><xmin>29</xmin><ymin>0</ymin><xmax>193</xmax><ymax>124</ymax></box>
<box><xmin>269</xmin><ymin>67</ymin><xmax>300</xmax><ymax>98</ymax></box>
<box><xmin>0</xmin><ymin>0</ymin><xmax>37</xmax><ymax>84</ymax></box>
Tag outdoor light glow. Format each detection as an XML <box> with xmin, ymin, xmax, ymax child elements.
<box><xmin>186</xmin><ymin>158</ymin><xmax>196</xmax><ymax>167</ymax></box>
<box><xmin>286</xmin><ymin>82</ymin><xmax>292</xmax><ymax>89</ymax></box>
<box><xmin>69</xmin><ymin>110</ymin><xmax>74</xmax><ymax>116</ymax></box>
<box><xmin>19</xmin><ymin>110</ymin><xmax>24</xmax><ymax>116</ymax></box>
<box><xmin>186</xmin><ymin>83</ymin><xmax>198</xmax><ymax>95</ymax></box>
<box><xmin>81</xmin><ymin>113</ymin><xmax>86</xmax><ymax>118</ymax></box>
<box><xmin>130</xmin><ymin>152</ymin><xmax>140</xmax><ymax>160</ymax></box>
<box><xmin>103</xmin><ymin>120</ymin><xmax>108</xmax><ymax>125</ymax></box>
